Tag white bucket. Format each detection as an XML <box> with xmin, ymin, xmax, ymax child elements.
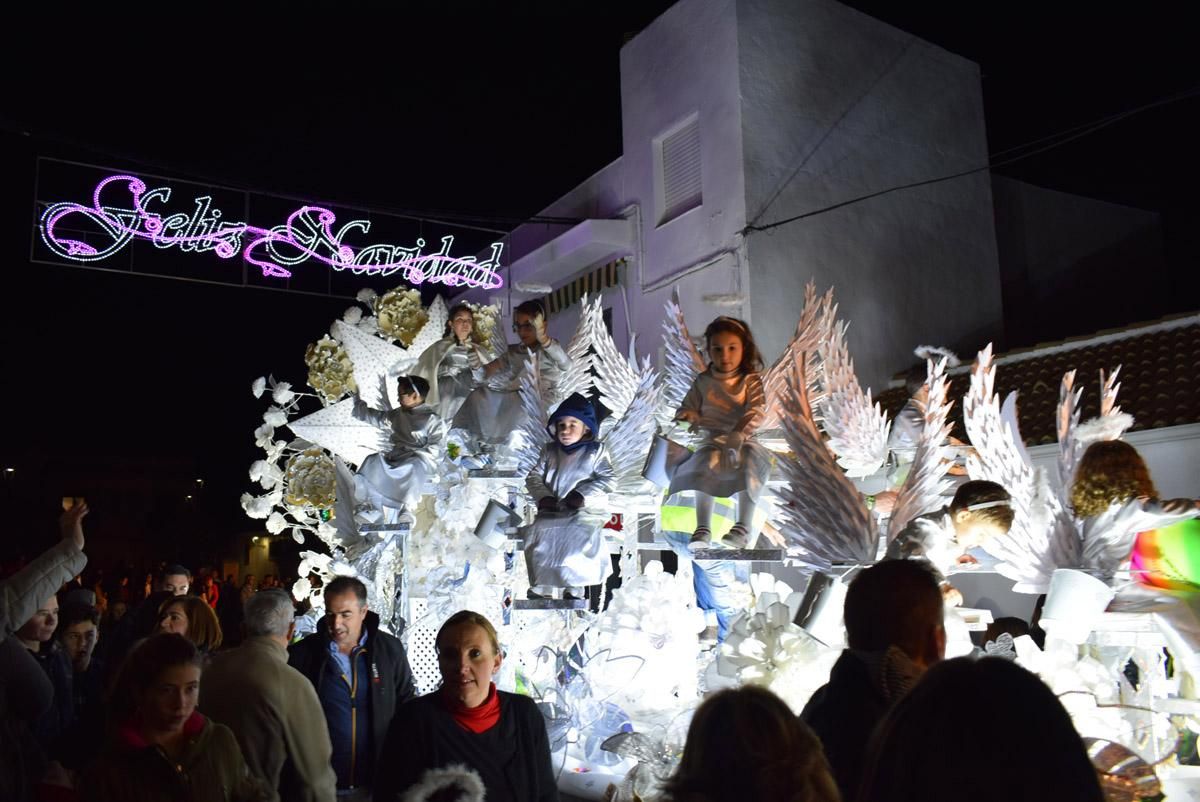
<box><xmin>473</xmin><ymin>499</ymin><xmax>519</xmax><ymax>550</ymax></box>
<box><xmin>1040</xmin><ymin>568</ymin><xmax>1115</xmax><ymax>644</ymax></box>
<box><xmin>641</xmin><ymin>434</ymin><xmax>690</xmax><ymax>489</ymax></box>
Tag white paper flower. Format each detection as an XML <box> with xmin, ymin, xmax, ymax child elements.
<box><xmin>263</xmin><ymin>406</ymin><xmax>289</xmax><ymax>427</ymax></box>
<box><xmin>292</xmin><ymin>577</ymin><xmax>312</xmax><ymax>600</ymax></box>
<box><xmin>251</xmin><ymin>376</ymin><xmax>267</xmax><ymax>398</ymax></box>
<box><xmin>249</xmin><ymin>460</ymin><xmax>284</xmax><ymax>490</ymax></box>
<box><xmin>272</xmin><ymin>382</ymin><xmax>295</xmax><ymax>405</ymax></box>
<box><xmin>240</xmin><ymin>492</ymin><xmax>276</xmax><ymax>519</ymax></box>
<box><xmin>343</xmin><ymin>306</ymin><xmax>363</xmax><ymax>325</ymax></box>
<box><xmin>284</xmin><ymin>448</ymin><xmax>337</xmax><ymax>508</ymax></box>
<box><xmin>266</xmin><ymin>512</ymin><xmax>288</xmax><ymax>534</ymax></box>
<box><xmin>356</xmin><ymin>288</ymin><xmax>378</xmax><ymax>304</ymax></box>
<box><xmin>292</xmin><ymin>531</ymin><xmax>306</xmax><ymax>544</ymax></box>
<box><xmin>254</xmin><ymin>424</ymin><xmax>275</xmax><ymax>448</ymax></box>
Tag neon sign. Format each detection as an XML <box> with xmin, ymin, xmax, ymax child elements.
<box><xmin>39</xmin><ymin>174</ymin><xmax>504</xmax><ymax>288</ymax></box>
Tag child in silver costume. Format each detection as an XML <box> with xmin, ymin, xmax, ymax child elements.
<box><xmin>671</xmin><ymin>316</ymin><xmax>771</xmax><ymax>550</ymax></box>
<box><xmin>521</xmin><ymin>393</ymin><xmax>615</xmax><ymax>600</ymax></box>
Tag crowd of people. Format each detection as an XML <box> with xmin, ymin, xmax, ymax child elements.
<box><xmin>0</xmin><ymin>500</ymin><xmax>1116</xmax><ymax>802</ymax></box>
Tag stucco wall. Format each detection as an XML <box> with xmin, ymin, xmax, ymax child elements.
<box><xmin>736</xmin><ymin>0</ymin><xmax>1003</xmax><ymax>390</ymax></box>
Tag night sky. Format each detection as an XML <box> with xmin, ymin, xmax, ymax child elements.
<box><xmin>1</xmin><ymin>3</ymin><xmax>1195</xmax><ymax>566</ymax></box>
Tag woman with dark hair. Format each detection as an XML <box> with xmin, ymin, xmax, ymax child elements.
<box><xmin>857</xmin><ymin>656</ymin><xmax>1104</xmax><ymax>802</ymax></box>
<box><xmin>662</xmin><ymin>686</ymin><xmax>839</xmax><ymax>802</ymax></box>
<box><xmin>414</xmin><ymin>303</ymin><xmax>489</xmax><ymax>421</ymax></box>
<box><xmin>157</xmin><ymin>594</ymin><xmax>223</xmax><ymax>654</ymax></box>
<box><xmin>373</xmin><ymin>610</ymin><xmax>557</xmax><ymax>802</ymax></box>
<box><xmin>83</xmin><ymin>633</ymin><xmax>265</xmax><ymax>802</ymax></box>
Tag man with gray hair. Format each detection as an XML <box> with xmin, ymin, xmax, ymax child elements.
<box><xmin>201</xmin><ymin>589</ymin><xmax>337</xmax><ymax>802</ymax></box>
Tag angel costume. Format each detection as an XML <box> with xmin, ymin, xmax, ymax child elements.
<box><xmin>521</xmin><ymin>395</ymin><xmax>615</xmax><ymax>591</ymax></box>
<box><xmin>414</xmin><ymin>337</ymin><xmax>484</xmax><ymax>421</ymax></box>
<box><xmin>668</xmin><ymin>369</ymin><xmax>772</xmax><ymax>502</ymax></box>
<box><xmin>352</xmin><ymin>398</ymin><xmax>448</xmax><ymax>519</ymax></box>
<box><xmin>1081</xmin><ymin>497</ymin><xmax>1200</xmax><ymax>584</ymax></box>
<box><xmin>453</xmin><ymin>340</ymin><xmax>571</xmax><ymax>445</ymax></box>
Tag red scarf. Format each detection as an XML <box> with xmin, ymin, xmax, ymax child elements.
<box><xmin>444</xmin><ymin>682</ymin><xmax>501</xmax><ymax>734</ymax></box>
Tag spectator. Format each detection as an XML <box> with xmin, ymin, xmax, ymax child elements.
<box><xmin>160</xmin><ymin>565</ymin><xmax>191</xmax><ymax>596</ymax></box>
<box><xmin>83</xmin><ymin>633</ymin><xmax>266</xmax><ymax>802</ymax></box>
<box><xmin>216</xmin><ymin>574</ymin><xmax>244</xmax><ymax>649</ymax></box>
<box><xmin>240</xmin><ymin>575</ymin><xmax>258</xmax><ymax>605</ymax></box>
<box><xmin>138</xmin><ymin>573</ymin><xmax>150</xmax><ymax>603</ymax></box>
<box><xmin>261</xmin><ymin>574</ymin><xmax>276</xmax><ymax>590</ymax></box>
<box><xmin>17</xmin><ymin>592</ymin><xmax>75</xmax><ymax>753</ymax></box>
<box><xmin>202</xmin><ymin>589</ymin><xmax>337</xmax><ymax>802</ymax></box>
<box><xmin>289</xmin><ymin>576</ymin><xmax>415</xmax><ymax>801</ymax></box>
<box><xmin>157</xmin><ymin>594</ymin><xmax>223</xmax><ymax>654</ymax></box>
<box><xmin>0</xmin><ymin>502</ymin><xmax>89</xmax><ymax>802</ymax></box>
<box><xmin>104</xmin><ymin>600</ymin><xmax>127</xmax><ymax>627</ymax></box>
<box><xmin>373</xmin><ymin>610</ymin><xmax>556</xmax><ymax>802</ymax></box>
<box><xmin>57</xmin><ymin>603</ymin><xmax>107</xmax><ymax>771</ymax></box>
<box><xmin>103</xmin><ymin>564</ymin><xmax>195</xmax><ymax>675</ymax></box>
<box><xmin>202</xmin><ymin>575</ymin><xmax>220</xmax><ymax>609</ymax></box>
<box><xmin>800</xmin><ymin>559</ymin><xmax>944</xmax><ymax>801</ymax></box>
<box><xmin>661</xmin><ymin>686</ymin><xmax>838</xmax><ymax>802</ymax></box>
<box><xmin>858</xmin><ymin>657</ymin><xmax>1104</xmax><ymax>802</ymax></box>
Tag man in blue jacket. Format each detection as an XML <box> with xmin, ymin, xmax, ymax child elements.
<box><xmin>289</xmin><ymin>576</ymin><xmax>416</xmax><ymax>801</ymax></box>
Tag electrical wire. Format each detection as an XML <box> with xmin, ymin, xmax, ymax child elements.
<box><xmin>743</xmin><ymin>85</ymin><xmax>1200</xmax><ymax>235</ymax></box>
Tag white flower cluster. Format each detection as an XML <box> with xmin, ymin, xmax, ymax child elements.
<box><xmin>713</xmin><ymin>578</ymin><xmax>839</xmax><ymax>715</ymax></box>
<box><xmin>587</xmin><ymin>561</ymin><xmax>706</xmax><ymax>725</ymax></box>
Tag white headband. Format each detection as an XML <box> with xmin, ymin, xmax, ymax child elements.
<box><xmin>966</xmin><ymin>499</ymin><xmax>1011</xmax><ymax>512</ymax></box>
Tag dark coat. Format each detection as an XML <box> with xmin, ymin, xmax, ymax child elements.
<box><xmin>372</xmin><ymin>690</ymin><xmax>559</xmax><ymax>802</ymax></box>
<box><xmin>287</xmin><ymin>611</ymin><xmax>415</xmax><ymax>772</ymax></box>
<box><xmin>82</xmin><ymin>712</ymin><xmax>266</xmax><ymax>802</ymax></box>
<box><xmin>800</xmin><ymin>650</ymin><xmax>890</xmax><ymax>802</ymax></box>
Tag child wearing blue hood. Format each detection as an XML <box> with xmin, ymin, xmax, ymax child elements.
<box><xmin>521</xmin><ymin>393</ymin><xmax>615</xmax><ymax>600</ymax></box>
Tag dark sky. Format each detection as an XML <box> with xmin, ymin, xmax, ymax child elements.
<box><xmin>1</xmin><ymin>3</ymin><xmax>1195</xmax><ymax>557</ymax></box>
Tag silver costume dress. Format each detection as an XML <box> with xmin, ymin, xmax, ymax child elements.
<box><xmin>353</xmin><ymin>400</ymin><xmax>448</xmax><ymax>515</ymax></box>
<box><xmin>414</xmin><ymin>337</ymin><xmax>484</xmax><ymax>421</ymax></box>
<box><xmin>886</xmin><ymin>508</ymin><xmax>960</xmax><ymax>579</ymax></box>
<box><xmin>667</xmin><ymin>370</ymin><xmax>772</xmax><ymax>502</ymax></box>
<box><xmin>452</xmin><ymin>340</ymin><xmax>571</xmax><ymax>444</ymax></box>
<box><xmin>521</xmin><ymin>440</ymin><xmax>615</xmax><ymax>589</ymax></box>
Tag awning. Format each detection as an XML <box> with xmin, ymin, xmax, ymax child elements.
<box><xmin>543</xmin><ymin>257</ymin><xmax>627</xmax><ymax>315</ymax></box>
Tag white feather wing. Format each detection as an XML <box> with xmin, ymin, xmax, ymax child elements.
<box><xmin>776</xmin><ymin>357</ymin><xmax>879</xmax><ymax>570</ymax></box>
<box><xmin>761</xmin><ymin>283</ymin><xmax>833</xmax><ymax>432</ymax></box>
<box><xmin>887</xmin><ymin>357</ymin><xmax>954</xmax><ymax>540</ymax></box>
<box><xmin>514</xmin><ymin>350</ymin><xmax>551</xmax><ymax>477</ymax></box>
<box><xmin>817</xmin><ymin>317</ymin><xmax>891</xmax><ymax>477</ymax></box>
<box><xmin>965</xmin><ymin>345</ymin><xmax>1081</xmax><ymax>592</ymax></box>
<box><xmin>602</xmin><ymin>358</ymin><xmax>664</xmax><ymax>496</ymax></box>
<box><xmin>658</xmin><ymin>289</ymin><xmax>705</xmax><ymax>423</ymax></box>
<box><xmin>552</xmin><ymin>294</ymin><xmax>597</xmax><ymax>408</ymax></box>
<box><xmin>400</xmin><ymin>295</ymin><xmax>448</xmax><ymax>368</ymax></box>
<box><xmin>587</xmin><ymin>298</ymin><xmax>641</xmax><ymax>419</ymax></box>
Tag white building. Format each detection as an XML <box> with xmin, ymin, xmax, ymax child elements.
<box><xmin>457</xmin><ymin>0</ymin><xmax>1002</xmax><ymax>392</ymax></box>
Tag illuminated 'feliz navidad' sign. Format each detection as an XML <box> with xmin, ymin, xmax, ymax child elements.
<box><xmin>39</xmin><ymin>174</ymin><xmax>504</xmax><ymax>288</ymax></box>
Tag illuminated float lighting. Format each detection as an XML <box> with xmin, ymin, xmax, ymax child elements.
<box><xmin>40</xmin><ymin>174</ymin><xmax>505</xmax><ymax>289</ymax></box>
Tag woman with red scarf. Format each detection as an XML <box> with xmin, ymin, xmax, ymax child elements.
<box><xmin>372</xmin><ymin>611</ymin><xmax>558</xmax><ymax>802</ymax></box>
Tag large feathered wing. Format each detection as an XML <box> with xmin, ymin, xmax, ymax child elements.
<box><xmin>887</xmin><ymin>357</ymin><xmax>954</xmax><ymax>540</ymax></box>
<box><xmin>586</xmin><ymin>297</ymin><xmax>641</xmax><ymax>419</ymax></box>
<box><xmin>286</xmin><ymin>398</ymin><xmax>388</xmax><ymax>468</ymax></box>
<box><xmin>331</xmin><ymin>320</ymin><xmax>408</xmax><ymax>411</ymax></box>
<box><xmin>966</xmin><ymin>346</ymin><xmax>1080</xmax><ymax>592</ymax></box>
<box><xmin>513</xmin><ymin>350</ymin><xmax>551</xmax><ymax>476</ymax></box>
<box><xmin>658</xmin><ymin>289</ymin><xmax>705</xmax><ymax>424</ymax></box>
<box><xmin>816</xmin><ymin>316</ymin><xmax>891</xmax><ymax>477</ymax></box>
<box><xmin>760</xmin><ymin>282</ymin><xmax>833</xmax><ymax>432</ymax></box>
<box><xmin>601</xmin><ymin>358</ymin><xmax>664</xmax><ymax>496</ymax></box>
<box><xmin>1055</xmin><ymin>370</ymin><xmax>1084</xmax><ymax>496</ymax></box>
<box><xmin>776</xmin><ymin>356</ymin><xmax>879</xmax><ymax>571</ymax></box>
<box><xmin>552</xmin><ymin>294</ymin><xmax>598</xmax><ymax>408</ymax></box>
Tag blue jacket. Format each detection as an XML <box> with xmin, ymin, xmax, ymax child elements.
<box><xmin>288</xmin><ymin>611</ymin><xmax>415</xmax><ymax>791</ymax></box>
